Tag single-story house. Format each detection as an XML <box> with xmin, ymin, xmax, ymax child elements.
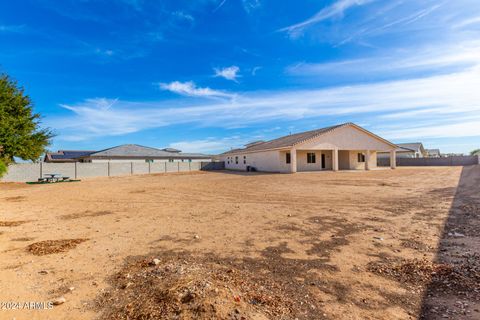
<box><xmin>44</xmin><ymin>150</ymin><xmax>97</xmax><ymax>163</ymax></box>
<box><xmin>425</xmin><ymin>149</ymin><xmax>441</xmax><ymax>158</ymax></box>
<box><xmin>44</xmin><ymin>144</ymin><xmax>212</xmax><ymax>163</ymax></box>
<box><xmin>378</xmin><ymin>142</ymin><xmax>427</xmax><ymax>159</ymax></box>
<box><xmin>218</xmin><ymin>123</ymin><xmax>397</xmax><ymax>173</ymax></box>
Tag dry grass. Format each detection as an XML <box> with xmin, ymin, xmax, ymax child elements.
<box><xmin>26</xmin><ymin>239</ymin><xmax>89</xmax><ymax>255</ymax></box>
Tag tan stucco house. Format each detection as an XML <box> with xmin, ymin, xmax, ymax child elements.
<box><xmin>219</xmin><ymin>123</ymin><xmax>398</xmax><ymax>173</ymax></box>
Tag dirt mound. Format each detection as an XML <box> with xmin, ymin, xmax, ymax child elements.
<box><xmin>26</xmin><ymin>239</ymin><xmax>88</xmax><ymax>255</ymax></box>
<box><xmin>96</xmin><ymin>253</ymin><xmax>298</xmax><ymax>320</ymax></box>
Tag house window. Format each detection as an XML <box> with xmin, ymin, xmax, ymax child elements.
<box><xmin>243</xmin><ymin>156</ymin><xmax>246</xmax><ymax>164</ymax></box>
<box><xmin>145</xmin><ymin>159</ymin><xmax>153</xmax><ymax>163</ymax></box>
<box><xmin>307</xmin><ymin>152</ymin><xmax>316</xmax><ymax>164</ymax></box>
<box><xmin>169</xmin><ymin>159</ymin><xmax>174</xmax><ymax>162</ymax></box>
<box><xmin>235</xmin><ymin>156</ymin><xmax>239</xmax><ymax>164</ymax></box>
<box><xmin>286</xmin><ymin>152</ymin><xmax>291</xmax><ymax>164</ymax></box>
<box><xmin>357</xmin><ymin>153</ymin><xmax>366</xmax><ymax>163</ymax></box>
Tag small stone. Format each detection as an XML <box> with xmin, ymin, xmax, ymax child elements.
<box><xmin>152</xmin><ymin>258</ymin><xmax>161</xmax><ymax>265</ymax></box>
<box><xmin>52</xmin><ymin>297</ymin><xmax>66</xmax><ymax>305</ymax></box>
<box><xmin>38</xmin><ymin>270</ymin><xmax>49</xmax><ymax>275</ymax></box>
<box><xmin>68</xmin><ymin>287</ymin><xmax>75</xmax><ymax>292</ymax></box>
<box><xmin>194</xmin><ymin>234</ymin><xmax>200</xmax><ymax>239</ymax></box>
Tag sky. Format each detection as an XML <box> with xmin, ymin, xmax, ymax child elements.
<box><xmin>1</xmin><ymin>0</ymin><xmax>479</xmax><ymax>155</ymax></box>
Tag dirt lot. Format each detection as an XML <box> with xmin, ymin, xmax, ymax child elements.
<box><xmin>0</xmin><ymin>167</ymin><xmax>479</xmax><ymax>320</ymax></box>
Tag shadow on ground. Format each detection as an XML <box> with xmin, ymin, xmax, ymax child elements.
<box><xmin>420</xmin><ymin>165</ymin><xmax>480</xmax><ymax>319</ymax></box>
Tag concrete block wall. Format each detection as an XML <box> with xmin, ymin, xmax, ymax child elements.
<box><xmin>1</xmin><ymin>161</ymin><xmax>221</xmax><ymax>182</ymax></box>
<box><xmin>378</xmin><ymin>155</ymin><xmax>480</xmax><ymax>167</ymax></box>
<box><xmin>77</xmin><ymin>163</ymin><xmax>108</xmax><ymax>178</ymax></box>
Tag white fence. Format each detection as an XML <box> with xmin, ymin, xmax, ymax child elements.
<box><xmin>1</xmin><ymin>161</ymin><xmax>210</xmax><ymax>182</ymax></box>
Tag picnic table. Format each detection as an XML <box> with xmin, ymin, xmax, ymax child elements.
<box><xmin>39</xmin><ymin>173</ymin><xmax>70</xmax><ymax>183</ymax></box>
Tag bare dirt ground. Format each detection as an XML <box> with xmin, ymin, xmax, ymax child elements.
<box><xmin>0</xmin><ymin>167</ymin><xmax>479</xmax><ymax>320</ymax></box>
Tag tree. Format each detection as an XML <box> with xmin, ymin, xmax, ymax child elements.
<box><xmin>471</xmin><ymin>149</ymin><xmax>480</xmax><ymax>156</ymax></box>
<box><xmin>0</xmin><ymin>73</ymin><xmax>53</xmax><ymax>176</ymax></box>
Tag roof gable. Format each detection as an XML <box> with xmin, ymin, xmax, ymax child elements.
<box><xmin>221</xmin><ymin>123</ymin><xmax>396</xmax><ymax>154</ymax></box>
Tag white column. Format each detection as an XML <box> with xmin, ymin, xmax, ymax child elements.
<box><xmin>290</xmin><ymin>149</ymin><xmax>297</xmax><ymax>173</ymax></box>
<box><xmin>333</xmin><ymin>148</ymin><xmax>339</xmax><ymax>171</ymax></box>
<box><xmin>365</xmin><ymin>150</ymin><xmax>371</xmax><ymax>170</ymax></box>
<box><xmin>390</xmin><ymin>150</ymin><xmax>397</xmax><ymax>169</ymax></box>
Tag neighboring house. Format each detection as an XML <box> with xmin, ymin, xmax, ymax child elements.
<box><xmin>378</xmin><ymin>142</ymin><xmax>427</xmax><ymax>159</ymax></box>
<box><xmin>44</xmin><ymin>144</ymin><xmax>211</xmax><ymax>163</ymax></box>
<box><xmin>219</xmin><ymin>123</ymin><xmax>397</xmax><ymax>173</ymax></box>
<box><xmin>44</xmin><ymin>150</ymin><xmax>96</xmax><ymax>163</ymax></box>
<box><xmin>426</xmin><ymin>149</ymin><xmax>441</xmax><ymax>158</ymax></box>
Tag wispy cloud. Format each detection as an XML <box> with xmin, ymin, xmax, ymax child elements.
<box><xmin>278</xmin><ymin>0</ymin><xmax>374</xmax><ymax>38</ymax></box>
<box><xmin>242</xmin><ymin>0</ymin><xmax>261</xmax><ymax>14</ymax></box>
<box><xmin>0</xmin><ymin>24</ymin><xmax>26</xmax><ymax>33</ymax></box>
<box><xmin>287</xmin><ymin>41</ymin><xmax>480</xmax><ymax>78</ymax></box>
<box><xmin>158</xmin><ymin>81</ymin><xmax>235</xmax><ymax>98</ymax></box>
<box><xmin>52</xmin><ymin>67</ymin><xmax>480</xmax><ymax>144</ymax></box>
<box><xmin>214</xmin><ymin>66</ymin><xmax>240</xmax><ymax>81</ymax></box>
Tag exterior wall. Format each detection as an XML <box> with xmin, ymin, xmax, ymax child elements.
<box><xmin>1</xmin><ymin>163</ymin><xmax>40</xmax><ymax>182</ymax></box>
<box><xmin>109</xmin><ymin>163</ymin><xmax>132</xmax><ymax>176</ymax></box>
<box><xmin>298</xmin><ymin>125</ymin><xmax>394</xmax><ymax>151</ymax></box>
<box><xmin>378</xmin><ymin>155</ymin><xmax>480</xmax><ymax>167</ymax></box>
<box><xmin>42</xmin><ymin>162</ymin><xmax>76</xmax><ymax>178</ymax></box>
<box><xmin>132</xmin><ymin>162</ymin><xmax>150</xmax><ymax>174</ymax></box>
<box><xmin>223</xmin><ymin>150</ymin><xmax>290</xmax><ymax>173</ymax></box>
<box><xmin>77</xmin><ymin>163</ymin><xmax>108</xmax><ymax>178</ymax></box>
<box><xmin>345</xmin><ymin>150</ymin><xmax>377</xmax><ymax>170</ymax></box>
<box><xmin>1</xmin><ymin>161</ymin><xmax>217</xmax><ymax>182</ymax></box>
<box><xmin>90</xmin><ymin>158</ymin><xmax>210</xmax><ymax>163</ymax></box>
<box><xmin>297</xmin><ymin>150</ymin><xmax>323</xmax><ymax>172</ymax></box>
<box><xmin>378</xmin><ymin>151</ymin><xmax>418</xmax><ymax>159</ymax></box>
<box><xmin>338</xmin><ymin>150</ymin><xmax>350</xmax><ymax>170</ymax></box>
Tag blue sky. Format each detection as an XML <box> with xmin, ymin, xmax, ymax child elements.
<box><xmin>1</xmin><ymin>0</ymin><xmax>479</xmax><ymax>154</ymax></box>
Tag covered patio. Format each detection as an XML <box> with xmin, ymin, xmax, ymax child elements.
<box><xmin>282</xmin><ymin>148</ymin><xmax>397</xmax><ymax>173</ymax></box>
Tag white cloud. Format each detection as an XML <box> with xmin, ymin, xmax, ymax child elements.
<box><xmin>214</xmin><ymin>66</ymin><xmax>240</xmax><ymax>81</ymax></box>
<box><xmin>51</xmin><ymin>67</ymin><xmax>480</xmax><ymax>144</ymax></box>
<box><xmin>158</xmin><ymin>81</ymin><xmax>235</xmax><ymax>98</ymax></box>
<box><xmin>286</xmin><ymin>41</ymin><xmax>480</xmax><ymax>77</ymax></box>
<box><xmin>278</xmin><ymin>0</ymin><xmax>374</xmax><ymax>38</ymax></box>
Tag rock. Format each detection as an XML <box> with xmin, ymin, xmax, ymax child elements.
<box><xmin>373</xmin><ymin>236</ymin><xmax>384</xmax><ymax>241</ymax></box>
<box><xmin>194</xmin><ymin>234</ymin><xmax>200</xmax><ymax>239</ymax></box>
<box><xmin>52</xmin><ymin>297</ymin><xmax>66</xmax><ymax>305</ymax></box>
<box><xmin>152</xmin><ymin>258</ymin><xmax>161</xmax><ymax>265</ymax></box>
<box><xmin>68</xmin><ymin>287</ymin><xmax>75</xmax><ymax>292</ymax></box>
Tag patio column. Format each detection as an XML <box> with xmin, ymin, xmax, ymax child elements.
<box><xmin>333</xmin><ymin>148</ymin><xmax>339</xmax><ymax>171</ymax></box>
<box><xmin>390</xmin><ymin>150</ymin><xmax>397</xmax><ymax>169</ymax></box>
<box><xmin>290</xmin><ymin>148</ymin><xmax>297</xmax><ymax>173</ymax></box>
<box><xmin>365</xmin><ymin>150</ymin><xmax>371</xmax><ymax>170</ymax></box>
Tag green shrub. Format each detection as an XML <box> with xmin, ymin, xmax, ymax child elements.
<box><xmin>0</xmin><ymin>160</ymin><xmax>7</xmax><ymax>178</ymax></box>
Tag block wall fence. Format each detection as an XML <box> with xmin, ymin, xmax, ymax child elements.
<box><xmin>1</xmin><ymin>161</ymin><xmax>225</xmax><ymax>182</ymax></box>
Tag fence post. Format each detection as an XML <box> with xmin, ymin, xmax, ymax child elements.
<box><xmin>108</xmin><ymin>162</ymin><xmax>110</xmax><ymax>177</ymax></box>
<box><xmin>74</xmin><ymin>162</ymin><xmax>77</xmax><ymax>179</ymax></box>
<box><xmin>148</xmin><ymin>161</ymin><xmax>151</xmax><ymax>174</ymax></box>
<box><xmin>164</xmin><ymin>162</ymin><xmax>167</xmax><ymax>173</ymax></box>
<box><xmin>40</xmin><ymin>161</ymin><xmax>43</xmax><ymax>178</ymax></box>
<box><xmin>189</xmin><ymin>161</ymin><xmax>191</xmax><ymax>171</ymax></box>
<box><xmin>178</xmin><ymin>162</ymin><xmax>180</xmax><ymax>172</ymax></box>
